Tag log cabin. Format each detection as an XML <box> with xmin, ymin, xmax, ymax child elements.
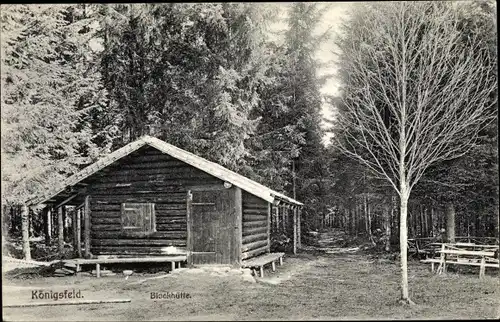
<box><xmin>26</xmin><ymin>136</ymin><xmax>303</xmax><ymax>271</ymax></box>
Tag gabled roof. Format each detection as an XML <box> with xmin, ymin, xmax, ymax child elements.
<box><xmin>28</xmin><ymin>136</ymin><xmax>303</xmax><ymax>206</ymax></box>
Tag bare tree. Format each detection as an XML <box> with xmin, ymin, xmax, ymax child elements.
<box><xmin>334</xmin><ymin>2</ymin><xmax>497</xmax><ymax>304</ymax></box>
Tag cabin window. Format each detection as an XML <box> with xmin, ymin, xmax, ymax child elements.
<box><xmin>121</xmin><ymin>203</ymin><xmax>156</xmax><ymax>233</ymax></box>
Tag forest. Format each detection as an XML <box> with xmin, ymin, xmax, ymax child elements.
<box><xmin>1</xmin><ymin>2</ymin><xmax>497</xmax><ymax>262</ymax></box>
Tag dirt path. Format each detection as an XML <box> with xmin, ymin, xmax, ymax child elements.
<box><xmin>3</xmin><ymin>251</ymin><xmax>499</xmax><ymax>321</ymax></box>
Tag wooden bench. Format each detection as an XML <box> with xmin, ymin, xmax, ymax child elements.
<box><xmin>421</xmin><ymin>258</ymin><xmax>499</xmax><ymax>273</ymax></box>
<box><xmin>241</xmin><ymin>252</ymin><xmax>285</xmax><ymax>277</ymax></box>
<box><xmin>420</xmin><ymin>243</ymin><xmax>499</xmax><ymax>278</ymax></box>
<box><xmin>67</xmin><ymin>256</ymin><xmax>187</xmax><ymax>278</ymax></box>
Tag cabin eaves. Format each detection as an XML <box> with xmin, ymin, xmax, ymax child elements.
<box><xmin>28</xmin><ymin>136</ymin><xmax>303</xmax><ymax>207</ymax></box>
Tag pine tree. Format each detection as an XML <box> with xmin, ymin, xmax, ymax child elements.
<box><xmin>1</xmin><ymin>4</ymin><xmax>109</xmax><ymax>204</ymax></box>
<box><xmin>99</xmin><ymin>4</ymin><xmax>272</xmax><ymax>172</ymax></box>
<box><xmin>284</xmin><ymin>3</ymin><xmax>328</xmax><ymax>227</ymax></box>
<box><xmin>245</xmin><ymin>39</ymin><xmax>304</xmax><ymax>191</ymax></box>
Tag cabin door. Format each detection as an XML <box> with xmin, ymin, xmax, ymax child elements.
<box><xmin>188</xmin><ymin>188</ymin><xmax>235</xmax><ymax>265</ymax></box>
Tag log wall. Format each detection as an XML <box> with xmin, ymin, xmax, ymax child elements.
<box><xmin>83</xmin><ymin>146</ymin><xmax>223</xmax><ymax>256</ymax></box>
<box><xmin>241</xmin><ymin>191</ymin><xmax>269</xmax><ymax>260</ymax></box>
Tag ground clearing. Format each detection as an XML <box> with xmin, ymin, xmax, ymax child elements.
<box><xmin>3</xmin><ymin>252</ymin><xmax>499</xmax><ymax>321</ymax></box>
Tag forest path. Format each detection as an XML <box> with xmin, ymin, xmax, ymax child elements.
<box><xmin>301</xmin><ymin>228</ymin><xmax>364</xmax><ymax>254</ymax></box>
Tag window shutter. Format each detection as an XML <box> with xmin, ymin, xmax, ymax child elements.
<box><xmin>121</xmin><ymin>203</ymin><xmax>143</xmax><ymax>230</ymax></box>
<box><xmin>121</xmin><ymin>203</ymin><xmax>155</xmax><ymax>233</ymax></box>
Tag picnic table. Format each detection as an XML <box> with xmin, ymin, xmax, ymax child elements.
<box><xmin>421</xmin><ymin>243</ymin><xmax>499</xmax><ymax>278</ymax></box>
<box><xmin>408</xmin><ymin>236</ymin><xmax>499</xmax><ymax>258</ymax></box>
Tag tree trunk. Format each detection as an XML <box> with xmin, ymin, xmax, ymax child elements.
<box><xmin>384</xmin><ymin>203</ymin><xmax>391</xmax><ymax>252</ymax></box>
<box><xmin>495</xmin><ymin>185</ymin><xmax>499</xmax><ymax>261</ymax></box>
<box><xmin>474</xmin><ymin>210</ymin><xmax>480</xmax><ymax>237</ymax></box>
<box><xmin>354</xmin><ymin>202</ymin><xmax>358</xmax><ymax>236</ymax></box>
<box><xmin>390</xmin><ymin>194</ymin><xmax>398</xmax><ymax>246</ymax></box>
<box><xmin>394</xmin><ymin>194</ymin><xmax>400</xmax><ymax>243</ymax></box>
<box><xmin>29</xmin><ymin>211</ymin><xmax>34</xmax><ymax>238</ymax></box>
<box><xmin>58</xmin><ymin>206</ymin><xmax>64</xmax><ymax>255</ymax></box>
<box><xmin>367</xmin><ymin>203</ymin><xmax>373</xmax><ymax>244</ymax></box>
<box><xmin>446</xmin><ymin>202</ymin><xmax>456</xmax><ymax>243</ymax></box>
<box><xmin>52</xmin><ymin>208</ymin><xmax>57</xmax><ymax>237</ymax></box>
<box><xmin>76</xmin><ymin>208</ymin><xmax>82</xmax><ymax>258</ymax></box>
<box><xmin>419</xmin><ymin>205</ymin><xmax>424</xmax><ymax>237</ymax></box>
<box><xmin>292</xmin><ymin>159</ymin><xmax>296</xmax><ymax>200</ymax></box>
<box><xmin>84</xmin><ymin>195</ymin><xmax>91</xmax><ymax>258</ymax></box>
<box><xmin>349</xmin><ymin>203</ymin><xmax>353</xmax><ymax>235</ymax></box>
<box><xmin>44</xmin><ymin>208</ymin><xmax>52</xmax><ymax>245</ymax></box>
<box><xmin>364</xmin><ymin>194</ymin><xmax>369</xmax><ymax>235</ymax></box>
<box><xmin>430</xmin><ymin>207</ymin><xmax>435</xmax><ymax>237</ymax></box>
<box><xmin>1</xmin><ymin>205</ymin><xmax>8</xmax><ymax>239</ymax></box>
<box><xmin>342</xmin><ymin>205</ymin><xmax>346</xmax><ymax>232</ymax></box>
<box><xmin>63</xmin><ymin>206</ymin><xmax>69</xmax><ymax>242</ymax></box>
<box><xmin>413</xmin><ymin>204</ymin><xmax>417</xmax><ymax>237</ymax></box>
<box><xmin>21</xmin><ymin>204</ymin><xmax>31</xmax><ymax>260</ymax></box>
<box><xmin>42</xmin><ymin>207</ymin><xmax>50</xmax><ymax>245</ymax></box>
<box><xmin>408</xmin><ymin>205</ymin><xmax>413</xmax><ymax>238</ymax></box>
<box><xmin>422</xmin><ymin>206</ymin><xmax>427</xmax><ymax>237</ymax></box>
<box><xmin>338</xmin><ymin>205</ymin><xmax>343</xmax><ymax>230</ymax></box>
<box><xmin>399</xmin><ymin>192</ymin><xmax>410</xmax><ymax>302</ymax></box>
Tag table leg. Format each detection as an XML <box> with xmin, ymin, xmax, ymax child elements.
<box><xmin>171</xmin><ymin>261</ymin><xmax>175</xmax><ymax>272</ymax></box>
<box><xmin>271</xmin><ymin>261</ymin><xmax>276</xmax><ymax>272</ymax></box>
<box><xmin>96</xmin><ymin>263</ymin><xmax>100</xmax><ymax>278</ymax></box>
<box><xmin>260</xmin><ymin>266</ymin><xmax>264</xmax><ymax>278</ymax></box>
<box><xmin>279</xmin><ymin>257</ymin><xmax>283</xmax><ymax>266</ymax></box>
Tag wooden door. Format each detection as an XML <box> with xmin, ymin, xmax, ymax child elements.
<box><xmin>188</xmin><ymin>188</ymin><xmax>236</xmax><ymax>265</ymax></box>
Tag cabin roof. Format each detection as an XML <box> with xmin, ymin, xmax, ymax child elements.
<box><xmin>28</xmin><ymin>136</ymin><xmax>303</xmax><ymax>206</ymax></box>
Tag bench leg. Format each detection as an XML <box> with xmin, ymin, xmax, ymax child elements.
<box><xmin>431</xmin><ymin>262</ymin><xmax>435</xmax><ymax>273</ymax></box>
<box><xmin>96</xmin><ymin>263</ymin><xmax>100</xmax><ymax>278</ymax></box>
<box><xmin>479</xmin><ymin>257</ymin><xmax>486</xmax><ymax>279</ymax></box>
<box><xmin>177</xmin><ymin>261</ymin><xmax>181</xmax><ymax>269</ymax></box>
<box><xmin>279</xmin><ymin>257</ymin><xmax>283</xmax><ymax>266</ymax></box>
<box><xmin>271</xmin><ymin>261</ymin><xmax>276</xmax><ymax>272</ymax></box>
<box><xmin>171</xmin><ymin>261</ymin><xmax>175</xmax><ymax>272</ymax></box>
<box><xmin>436</xmin><ymin>245</ymin><xmax>445</xmax><ymax>275</ymax></box>
<box><xmin>260</xmin><ymin>266</ymin><xmax>264</xmax><ymax>278</ymax></box>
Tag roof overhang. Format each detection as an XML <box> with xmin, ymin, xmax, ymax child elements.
<box><xmin>27</xmin><ymin>136</ymin><xmax>304</xmax><ymax>207</ymax></box>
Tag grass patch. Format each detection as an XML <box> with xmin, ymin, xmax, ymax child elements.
<box><xmin>3</xmin><ymin>252</ymin><xmax>499</xmax><ymax>320</ymax></box>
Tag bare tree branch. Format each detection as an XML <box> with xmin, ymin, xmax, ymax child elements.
<box><xmin>333</xmin><ymin>1</ymin><xmax>497</xmax><ymax>302</ymax></box>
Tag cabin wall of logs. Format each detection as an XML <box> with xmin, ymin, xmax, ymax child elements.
<box><xmin>85</xmin><ymin>146</ymin><xmax>222</xmax><ymax>257</ymax></box>
<box><xmin>32</xmin><ymin>146</ymin><xmax>224</xmax><ymax>258</ymax></box>
<box><xmin>238</xmin><ymin>192</ymin><xmax>303</xmax><ymax>260</ymax></box>
<box><xmin>21</xmin><ymin>144</ymin><xmax>303</xmax><ymax>262</ymax></box>
<box><xmin>241</xmin><ymin>192</ymin><xmax>270</xmax><ymax>260</ymax></box>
